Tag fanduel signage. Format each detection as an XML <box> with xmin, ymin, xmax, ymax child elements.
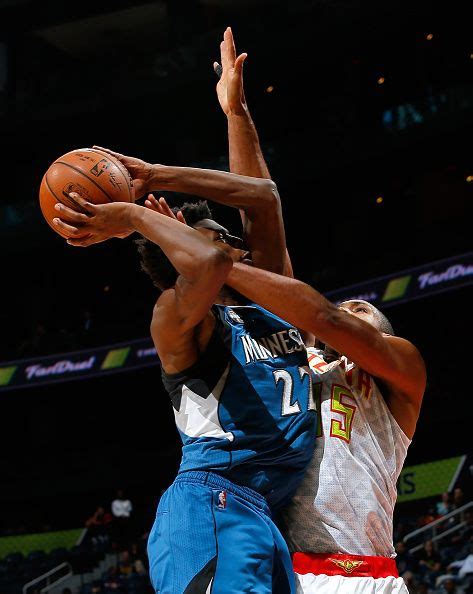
<box><xmin>327</xmin><ymin>252</ymin><xmax>472</xmax><ymax>308</ymax></box>
<box><xmin>0</xmin><ymin>252</ymin><xmax>471</xmax><ymax>391</ymax></box>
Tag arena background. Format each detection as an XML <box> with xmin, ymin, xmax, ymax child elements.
<box><xmin>0</xmin><ymin>0</ymin><xmax>471</xmax><ymax>592</ymax></box>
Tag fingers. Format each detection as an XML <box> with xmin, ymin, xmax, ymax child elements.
<box><xmin>52</xmin><ymin>217</ymin><xmax>82</xmax><ymax>236</ymax></box>
<box><xmin>144</xmin><ymin>194</ymin><xmax>187</xmax><ymax>224</ymax></box>
<box><xmin>213</xmin><ymin>61</ymin><xmax>223</xmax><ymax>79</ymax></box>
<box><xmin>145</xmin><ymin>194</ymin><xmax>177</xmax><ymax>220</ymax></box>
<box><xmin>92</xmin><ymin>145</ymin><xmax>125</xmax><ymax>161</ymax></box>
<box><xmin>158</xmin><ymin>196</ymin><xmax>175</xmax><ymax>218</ymax></box>
<box><xmin>144</xmin><ymin>194</ymin><xmax>161</xmax><ymax>212</ymax></box>
<box><xmin>66</xmin><ymin>236</ymin><xmax>95</xmax><ymax>247</ymax></box>
<box><xmin>176</xmin><ymin>211</ymin><xmax>187</xmax><ymax>225</ymax></box>
<box><xmin>221</xmin><ymin>27</ymin><xmax>234</xmax><ymax>71</ymax></box>
<box><xmin>224</xmin><ymin>26</ymin><xmax>236</xmax><ymax>65</ymax></box>
<box><xmin>234</xmin><ymin>52</ymin><xmax>247</xmax><ymax>76</ymax></box>
<box><xmin>68</xmin><ymin>192</ymin><xmax>97</xmax><ymax>215</ymax></box>
<box><xmin>54</xmin><ymin>202</ymin><xmax>89</xmax><ymax>224</ymax></box>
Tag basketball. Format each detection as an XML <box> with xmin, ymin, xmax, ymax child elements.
<box><xmin>39</xmin><ymin>148</ymin><xmax>133</xmax><ymax>239</ymax></box>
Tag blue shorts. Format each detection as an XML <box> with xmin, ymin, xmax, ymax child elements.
<box><xmin>147</xmin><ymin>471</ymin><xmax>295</xmax><ymax>593</ymax></box>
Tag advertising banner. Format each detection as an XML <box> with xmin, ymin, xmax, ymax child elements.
<box><xmin>1</xmin><ymin>252</ymin><xmax>471</xmax><ymax>391</ymax></box>
<box><xmin>397</xmin><ymin>455</ymin><xmax>466</xmax><ymax>503</ymax></box>
<box><xmin>0</xmin><ymin>338</ymin><xmax>158</xmax><ymax>392</ymax></box>
<box><xmin>326</xmin><ymin>252</ymin><xmax>472</xmax><ymax>308</ymax></box>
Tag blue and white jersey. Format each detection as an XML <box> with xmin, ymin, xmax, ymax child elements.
<box><xmin>162</xmin><ymin>302</ymin><xmax>316</xmax><ymax>510</ymax></box>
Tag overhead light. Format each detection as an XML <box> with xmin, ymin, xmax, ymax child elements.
<box><xmin>376</xmin><ymin>196</ymin><xmax>384</xmax><ymax>204</ymax></box>
<box><xmin>426</xmin><ymin>33</ymin><xmax>434</xmax><ymax>41</ymax></box>
<box><xmin>466</xmin><ymin>176</ymin><xmax>473</xmax><ymax>183</ymax></box>
<box><xmin>377</xmin><ymin>77</ymin><xmax>385</xmax><ymax>85</ymax></box>
<box><xmin>266</xmin><ymin>85</ymin><xmax>274</xmax><ymax>93</ymax></box>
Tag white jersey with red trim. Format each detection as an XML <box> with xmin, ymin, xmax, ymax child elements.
<box><xmin>283</xmin><ymin>348</ymin><xmax>411</xmax><ymax>558</ymax></box>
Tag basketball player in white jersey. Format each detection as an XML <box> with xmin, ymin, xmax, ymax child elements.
<box><xmin>219</xmin><ymin>267</ymin><xmax>426</xmax><ymax>594</ymax></box>
<box><xmin>211</xmin><ymin>30</ymin><xmax>426</xmax><ymax>592</ymax></box>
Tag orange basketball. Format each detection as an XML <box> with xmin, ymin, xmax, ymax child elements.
<box><xmin>39</xmin><ymin>148</ymin><xmax>133</xmax><ymax>239</ymax></box>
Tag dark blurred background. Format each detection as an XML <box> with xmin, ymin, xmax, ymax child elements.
<box><xmin>0</xmin><ymin>0</ymin><xmax>471</xmax><ymax>534</ymax></box>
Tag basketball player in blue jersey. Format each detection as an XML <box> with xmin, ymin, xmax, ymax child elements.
<box><xmin>52</xmin><ymin>28</ymin><xmax>318</xmax><ymax>593</ymax></box>
<box><xmin>54</xmin><ymin>190</ymin><xmax>315</xmax><ymax>594</ymax></box>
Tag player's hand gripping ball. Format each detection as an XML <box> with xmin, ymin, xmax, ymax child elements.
<box><xmin>39</xmin><ymin>148</ymin><xmax>133</xmax><ymax>239</ymax></box>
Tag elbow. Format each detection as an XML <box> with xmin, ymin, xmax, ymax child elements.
<box><xmin>245</xmin><ymin>179</ymin><xmax>281</xmax><ymax>217</ymax></box>
<box><xmin>248</xmin><ymin>178</ymin><xmax>280</xmax><ymax>206</ymax></box>
<box><xmin>201</xmin><ymin>246</ymin><xmax>233</xmax><ymax>277</ymax></box>
<box><xmin>259</xmin><ymin>179</ymin><xmax>280</xmax><ymax>206</ymax></box>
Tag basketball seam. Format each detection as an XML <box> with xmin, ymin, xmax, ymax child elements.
<box><xmin>55</xmin><ymin>161</ymin><xmax>114</xmax><ymax>203</ymax></box>
<box><xmin>89</xmin><ymin>148</ymin><xmax>133</xmax><ymax>202</ymax></box>
<box><xmin>44</xmin><ymin>174</ymin><xmax>70</xmax><ymax>209</ymax></box>
<box><xmin>42</xmin><ymin>176</ymin><xmax>82</xmax><ymax>239</ymax></box>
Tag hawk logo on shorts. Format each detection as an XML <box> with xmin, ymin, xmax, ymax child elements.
<box><xmin>217</xmin><ymin>490</ymin><xmax>227</xmax><ymax>509</ymax></box>
<box><xmin>329</xmin><ymin>558</ymin><xmax>365</xmax><ymax>574</ymax></box>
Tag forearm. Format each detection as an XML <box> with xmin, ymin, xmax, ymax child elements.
<box><xmin>227</xmin><ymin>111</ymin><xmax>293</xmax><ymax>276</ymax></box>
<box><xmin>129</xmin><ymin>204</ymin><xmax>223</xmax><ymax>281</ymax></box>
<box><xmin>149</xmin><ymin>164</ymin><xmax>277</xmax><ymax>210</ymax></box>
<box><xmin>227</xmin><ymin>109</ymin><xmax>271</xmax><ymax>179</ymax></box>
<box><xmin>227</xmin><ymin>264</ymin><xmax>425</xmax><ymax>396</ymax></box>
<box><xmin>227</xmin><ymin>263</ymin><xmax>330</xmax><ymax>332</ymax></box>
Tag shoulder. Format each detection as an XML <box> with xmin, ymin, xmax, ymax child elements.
<box><xmin>151</xmin><ymin>298</ymin><xmax>217</xmax><ymax>374</ymax></box>
<box><xmin>382</xmin><ymin>335</ymin><xmax>426</xmax><ymax>398</ymax></box>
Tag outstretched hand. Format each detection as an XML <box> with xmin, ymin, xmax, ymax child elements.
<box><xmin>214</xmin><ymin>27</ymin><xmax>247</xmax><ymax>116</ymax></box>
<box><xmin>52</xmin><ymin>193</ymin><xmax>135</xmax><ymax>247</ymax></box>
<box><xmin>144</xmin><ymin>194</ymin><xmax>187</xmax><ymax>224</ymax></box>
<box><xmin>93</xmin><ymin>146</ymin><xmax>154</xmax><ymax>201</ymax></box>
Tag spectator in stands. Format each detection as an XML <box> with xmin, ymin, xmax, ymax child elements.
<box><xmin>402</xmin><ymin>570</ymin><xmax>427</xmax><ymax>593</ymax></box>
<box><xmin>111</xmin><ymin>490</ymin><xmax>133</xmax><ymax>549</ymax></box>
<box><xmin>118</xmin><ymin>550</ymin><xmax>133</xmax><ymax>576</ymax></box>
<box><xmin>103</xmin><ymin>565</ymin><xmax>122</xmax><ymax>591</ymax></box>
<box><xmin>85</xmin><ymin>505</ymin><xmax>113</xmax><ymax>545</ymax></box>
<box><xmin>437</xmin><ymin>493</ymin><xmax>454</xmax><ymax>517</ymax></box>
<box><xmin>449</xmin><ymin>511</ymin><xmax>473</xmax><ymax>555</ymax></box>
<box><xmin>419</xmin><ymin>506</ymin><xmax>438</xmax><ymax>528</ymax></box>
<box><xmin>437</xmin><ymin>577</ymin><xmax>465</xmax><ymax>593</ymax></box>
<box><xmin>133</xmin><ymin>559</ymin><xmax>147</xmax><ymax>576</ymax></box>
<box><xmin>417</xmin><ymin>540</ymin><xmax>443</xmax><ymax>586</ymax></box>
<box><xmin>447</xmin><ymin>553</ymin><xmax>473</xmax><ymax>580</ymax></box>
<box><xmin>111</xmin><ymin>489</ymin><xmax>133</xmax><ymax>519</ymax></box>
<box><xmin>453</xmin><ymin>489</ymin><xmax>465</xmax><ymax>511</ymax></box>
<box><xmin>396</xmin><ymin>540</ymin><xmax>418</xmax><ymax>574</ymax></box>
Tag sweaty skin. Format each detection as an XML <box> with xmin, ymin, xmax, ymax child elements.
<box><xmin>225</xmin><ymin>263</ymin><xmax>426</xmax><ymax>439</ymax></box>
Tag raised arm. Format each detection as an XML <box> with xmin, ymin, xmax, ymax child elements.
<box><xmin>91</xmin><ymin>146</ymin><xmax>283</xmax><ymax>271</ymax></box>
<box><xmin>215</xmin><ymin>27</ymin><xmax>269</xmax><ymax>179</ymax></box>
<box><xmin>214</xmin><ymin>27</ymin><xmax>291</xmax><ymax>275</ymax></box>
<box><xmin>92</xmin><ymin>145</ymin><xmax>277</xmax><ymax>212</ymax></box>
<box><xmin>52</xmin><ymin>197</ymin><xmax>232</xmax><ymax>372</ymax></box>
<box><xmin>226</xmin><ymin>263</ymin><xmax>426</xmax><ymax>437</ymax></box>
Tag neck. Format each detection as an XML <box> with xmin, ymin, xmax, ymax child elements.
<box><xmin>216</xmin><ymin>286</ymin><xmax>244</xmax><ymax>307</ymax></box>
<box><xmin>217</xmin><ymin>295</ymin><xmax>241</xmax><ymax>307</ymax></box>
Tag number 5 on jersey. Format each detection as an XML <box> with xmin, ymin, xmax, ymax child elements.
<box><xmin>313</xmin><ymin>381</ymin><xmax>357</xmax><ymax>442</ymax></box>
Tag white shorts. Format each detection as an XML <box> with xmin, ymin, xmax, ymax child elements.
<box><xmin>296</xmin><ymin>572</ymin><xmax>409</xmax><ymax>594</ymax></box>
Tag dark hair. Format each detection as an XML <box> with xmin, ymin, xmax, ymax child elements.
<box><xmin>135</xmin><ymin>200</ymin><xmax>213</xmax><ymax>291</ymax></box>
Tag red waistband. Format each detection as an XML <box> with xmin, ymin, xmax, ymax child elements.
<box><xmin>292</xmin><ymin>552</ymin><xmax>399</xmax><ymax>579</ymax></box>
